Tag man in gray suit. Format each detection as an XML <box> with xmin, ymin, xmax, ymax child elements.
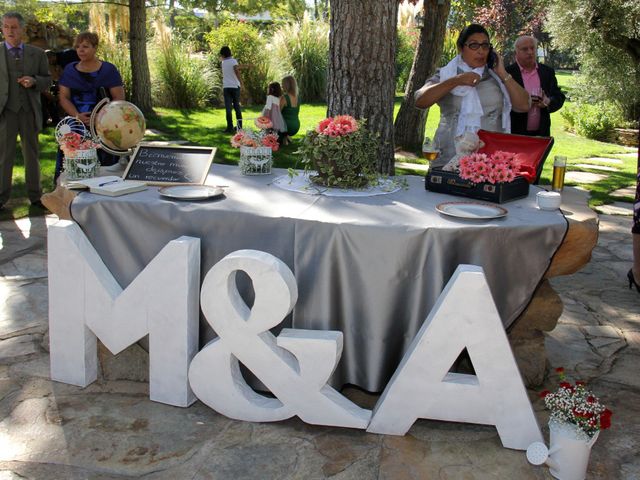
<box><xmin>0</xmin><ymin>12</ymin><xmax>51</xmax><ymax>209</ymax></box>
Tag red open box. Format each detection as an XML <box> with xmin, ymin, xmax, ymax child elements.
<box><xmin>425</xmin><ymin>130</ymin><xmax>554</xmax><ymax>203</ymax></box>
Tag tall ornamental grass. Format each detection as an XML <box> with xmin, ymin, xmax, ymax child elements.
<box><xmin>270</xmin><ymin>14</ymin><xmax>329</xmax><ymax>102</ymax></box>
<box><xmin>152</xmin><ymin>20</ymin><xmax>219</xmax><ymax>109</ymax></box>
<box><xmin>440</xmin><ymin>30</ymin><xmax>459</xmax><ymax>67</ymax></box>
<box><xmin>98</xmin><ymin>42</ymin><xmax>132</xmax><ymax>101</ymax></box>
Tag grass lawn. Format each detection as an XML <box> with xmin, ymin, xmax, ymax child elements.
<box><xmin>2</xmin><ymin>78</ymin><xmax>636</xmax><ymax>220</ymax></box>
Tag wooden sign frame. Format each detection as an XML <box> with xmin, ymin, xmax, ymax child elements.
<box><xmin>123</xmin><ymin>143</ymin><xmax>216</xmax><ymax>186</ymax></box>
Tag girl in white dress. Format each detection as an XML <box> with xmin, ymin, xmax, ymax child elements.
<box><xmin>261</xmin><ymin>82</ymin><xmax>287</xmax><ymax>133</ymax></box>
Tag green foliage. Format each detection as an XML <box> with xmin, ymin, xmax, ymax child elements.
<box><xmin>547</xmin><ymin>0</ymin><xmax>640</xmax><ymax>122</ymax></box>
<box><xmin>270</xmin><ymin>0</ymin><xmax>308</xmax><ymax>22</ymax></box>
<box><xmin>440</xmin><ymin>30</ymin><xmax>459</xmax><ymax>67</ymax></box>
<box><xmin>205</xmin><ymin>20</ymin><xmax>271</xmax><ymax>105</ymax></box>
<box><xmin>172</xmin><ymin>13</ymin><xmax>212</xmax><ymax>52</ymax></box>
<box><xmin>151</xmin><ymin>37</ymin><xmax>219</xmax><ymax>110</ymax></box>
<box><xmin>297</xmin><ymin>117</ymin><xmax>379</xmax><ymax>188</ymax></box>
<box><xmin>560</xmin><ymin>102</ymin><xmax>618</xmax><ymax>141</ymax></box>
<box><xmin>449</xmin><ymin>0</ymin><xmax>487</xmax><ymax>31</ymax></box>
<box><xmin>98</xmin><ymin>43</ymin><xmax>132</xmax><ymax>102</ymax></box>
<box><xmin>396</xmin><ymin>25</ymin><xmax>418</xmax><ymax>93</ymax></box>
<box><xmin>270</xmin><ymin>15</ymin><xmax>329</xmax><ymax>102</ymax></box>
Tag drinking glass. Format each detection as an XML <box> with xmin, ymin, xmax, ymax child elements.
<box><xmin>422</xmin><ymin>137</ymin><xmax>440</xmax><ymax>169</ymax></box>
<box><xmin>552</xmin><ymin>156</ymin><xmax>567</xmax><ymax>192</ymax></box>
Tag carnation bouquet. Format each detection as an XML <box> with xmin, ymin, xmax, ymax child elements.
<box><xmin>55</xmin><ymin>120</ymin><xmax>102</xmax><ymax>180</ymax></box>
<box><xmin>230</xmin><ymin>117</ymin><xmax>280</xmax><ymax>152</ymax></box>
<box><xmin>540</xmin><ymin>368</ymin><xmax>612</xmax><ymax>439</ymax></box>
<box><xmin>458</xmin><ymin>150</ymin><xmax>520</xmax><ymax>184</ymax></box>
<box><xmin>59</xmin><ymin>131</ymin><xmax>101</xmax><ymax>157</ymax></box>
<box><xmin>297</xmin><ymin>115</ymin><xmax>379</xmax><ymax>188</ymax></box>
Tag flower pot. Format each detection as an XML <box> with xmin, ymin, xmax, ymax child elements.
<box><xmin>239</xmin><ymin>146</ymin><xmax>272</xmax><ymax>175</ymax></box>
<box><xmin>548</xmin><ymin>420</ymin><xmax>599</xmax><ymax>480</ymax></box>
<box><xmin>311</xmin><ymin>156</ymin><xmax>368</xmax><ymax>188</ymax></box>
<box><xmin>64</xmin><ymin>148</ymin><xmax>99</xmax><ymax>180</ymax></box>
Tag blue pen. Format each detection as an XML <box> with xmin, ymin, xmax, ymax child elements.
<box><xmin>98</xmin><ymin>179</ymin><xmax>121</xmax><ymax>187</ymax></box>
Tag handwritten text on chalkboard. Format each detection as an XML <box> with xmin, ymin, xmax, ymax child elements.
<box><xmin>123</xmin><ymin>144</ymin><xmax>216</xmax><ymax>185</ymax></box>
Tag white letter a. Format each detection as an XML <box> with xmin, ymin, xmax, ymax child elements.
<box><xmin>367</xmin><ymin>265</ymin><xmax>542</xmax><ymax>450</ymax></box>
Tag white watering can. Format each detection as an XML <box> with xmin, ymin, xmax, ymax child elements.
<box><xmin>526</xmin><ymin>423</ymin><xmax>599</xmax><ymax>480</ymax></box>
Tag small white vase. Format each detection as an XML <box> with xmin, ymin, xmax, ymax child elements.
<box><xmin>548</xmin><ymin>420</ymin><xmax>599</xmax><ymax>480</ymax></box>
<box><xmin>64</xmin><ymin>148</ymin><xmax>99</xmax><ymax>180</ymax></box>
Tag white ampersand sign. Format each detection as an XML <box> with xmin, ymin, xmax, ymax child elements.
<box><xmin>188</xmin><ymin>250</ymin><xmax>372</xmax><ymax>429</ymax></box>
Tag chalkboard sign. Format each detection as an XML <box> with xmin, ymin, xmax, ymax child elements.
<box><xmin>123</xmin><ymin>144</ymin><xmax>216</xmax><ymax>185</ymax></box>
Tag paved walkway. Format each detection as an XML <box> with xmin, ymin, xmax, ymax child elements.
<box><xmin>1</xmin><ymin>192</ymin><xmax>638</xmax><ymax>478</ymax></box>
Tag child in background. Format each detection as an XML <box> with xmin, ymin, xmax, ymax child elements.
<box><xmin>262</xmin><ymin>82</ymin><xmax>286</xmax><ymax>134</ymax></box>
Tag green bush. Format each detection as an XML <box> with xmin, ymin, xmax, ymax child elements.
<box><xmin>561</xmin><ymin>102</ymin><xmax>619</xmax><ymax>141</ymax></box>
<box><xmin>151</xmin><ymin>26</ymin><xmax>219</xmax><ymax>110</ymax></box>
<box><xmin>205</xmin><ymin>20</ymin><xmax>271</xmax><ymax>105</ymax></box>
<box><xmin>547</xmin><ymin>0</ymin><xmax>640</xmax><ymax>123</ymax></box>
<box><xmin>270</xmin><ymin>15</ymin><xmax>329</xmax><ymax>102</ymax></box>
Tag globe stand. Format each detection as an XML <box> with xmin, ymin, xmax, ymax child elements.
<box><xmin>89</xmin><ymin>97</ymin><xmax>146</xmax><ymax>157</ymax></box>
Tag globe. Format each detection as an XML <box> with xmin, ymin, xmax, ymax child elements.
<box><xmin>92</xmin><ymin>100</ymin><xmax>146</xmax><ymax>153</ymax></box>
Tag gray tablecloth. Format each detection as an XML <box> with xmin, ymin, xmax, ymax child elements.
<box><xmin>70</xmin><ymin>164</ymin><xmax>568</xmax><ymax>392</ymax></box>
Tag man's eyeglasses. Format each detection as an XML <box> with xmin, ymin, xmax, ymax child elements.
<box><xmin>465</xmin><ymin>42</ymin><xmax>492</xmax><ymax>51</ymax></box>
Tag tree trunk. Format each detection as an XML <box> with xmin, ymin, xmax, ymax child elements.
<box><xmin>169</xmin><ymin>0</ymin><xmax>176</xmax><ymax>29</ymax></box>
<box><xmin>327</xmin><ymin>0</ymin><xmax>398</xmax><ymax>175</ymax></box>
<box><xmin>129</xmin><ymin>0</ymin><xmax>153</xmax><ymax>114</ymax></box>
<box><xmin>393</xmin><ymin>0</ymin><xmax>451</xmax><ymax>152</ymax></box>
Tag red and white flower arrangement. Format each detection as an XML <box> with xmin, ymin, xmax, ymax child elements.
<box><xmin>540</xmin><ymin>367</ymin><xmax>612</xmax><ymax>438</ymax></box>
<box><xmin>458</xmin><ymin>150</ymin><xmax>520</xmax><ymax>184</ymax></box>
<box><xmin>59</xmin><ymin>132</ymin><xmax>101</xmax><ymax>157</ymax></box>
<box><xmin>230</xmin><ymin>116</ymin><xmax>280</xmax><ymax>152</ymax></box>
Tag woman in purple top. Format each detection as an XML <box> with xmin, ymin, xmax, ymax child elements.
<box><xmin>57</xmin><ymin>32</ymin><xmax>124</xmax><ymax>178</ymax></box>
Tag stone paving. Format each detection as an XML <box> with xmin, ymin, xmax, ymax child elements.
<box><xmin>1</xmin><ymin>183</ymin><xmax>639</xmax><ymax>478</ymax></box>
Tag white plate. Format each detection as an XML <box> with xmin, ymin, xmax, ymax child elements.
<box><xmin>158</xmin><ymin>185</ymin><xmax>225</xmax><ymax>200</ymax></box>
<box><xmin>436</xmin><ymin>201</ymin><xmax>508</xmax><ymax>220</ymax></box>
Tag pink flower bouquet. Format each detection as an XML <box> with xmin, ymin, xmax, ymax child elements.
<box><xmin>458</xmin><ymin>150</ymin><xmax>521</xmax><ymax>185</ymax></box>
<box><xmin>229</xmin><ymin>116</ymin><xmax>279</xmax><ymax>152</ymax></box>
<box><xmin>299</xmin><ymin>115</ymin><xmax>378</xmax><ymax>188</ymax></box>
<box><xmin>315</xmin><ymin>115</ymin><xmax>359</xmax><ymax>137</ymax></box>
<box><xmin>59</xmin><ymin>132</ymin><xmax>101</xmax><ymax>157</ymax></box>
<box><xmin>254</xmin><ymin>116</ymin><xmax>273</xmax><ymax>130</ymax></box>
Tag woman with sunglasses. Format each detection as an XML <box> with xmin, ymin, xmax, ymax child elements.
<box><xmin>414</xmin><ymin>24</ymin><xmax>530</xmax><ymax>168</ymax></box>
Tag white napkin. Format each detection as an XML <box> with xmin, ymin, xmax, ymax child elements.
<box><xmin>439</xmin><ymin>55</ymin><xmax>511</xmax><ymax>136</ymax></box>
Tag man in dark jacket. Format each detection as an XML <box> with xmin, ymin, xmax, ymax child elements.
<box><xmin>0</xmin><ymin>12</ymin><xmax>51</xmax><ymax>209</ymax></box>
<box><xmin>506</xmin><ymin>36</ymin><xmax>565</xmax><ymax>137</ymax></box>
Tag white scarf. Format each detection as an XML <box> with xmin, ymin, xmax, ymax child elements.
<box><xmin>439</xmin><ymin>55</ymin><xmax>511</xmax><ymax>137</ymax></box>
